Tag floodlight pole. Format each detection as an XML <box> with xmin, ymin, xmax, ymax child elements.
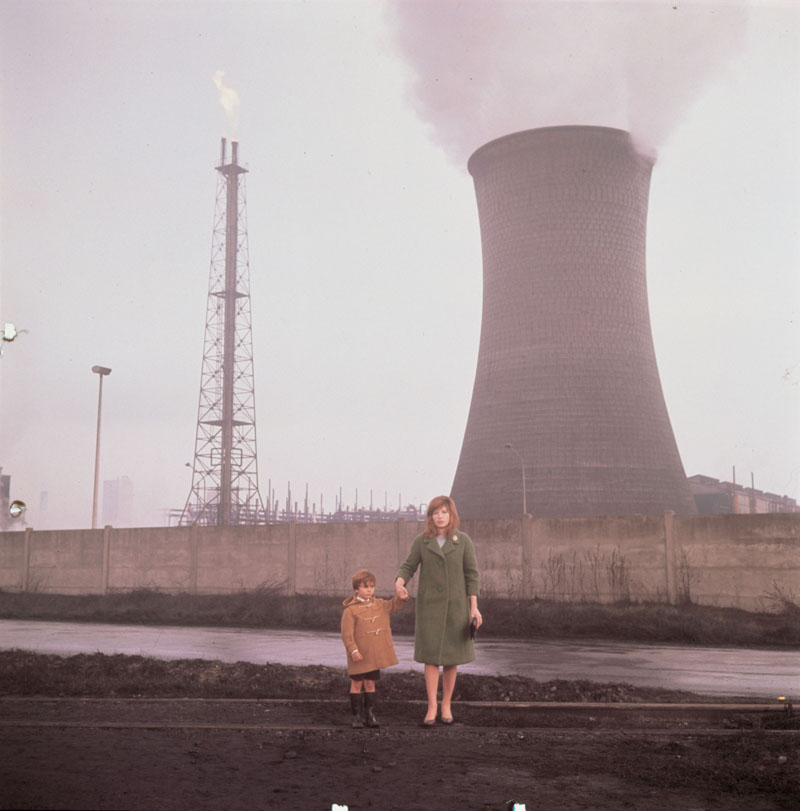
<box><xmin>91</xmin><ymin>365</ymin><xmax>112</xmax><ymax>529</ymax></box>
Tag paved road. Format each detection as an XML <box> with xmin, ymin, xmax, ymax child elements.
<box><xmin>1</xmin><ymin>619</ymin><xmax>796</xmax><ymax>699</ymax></box>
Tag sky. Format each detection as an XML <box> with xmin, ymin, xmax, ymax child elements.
<box><xmin>1</xmin><ymin>0</ymin><xmax>798</xmax><ymax>530</ymax></box>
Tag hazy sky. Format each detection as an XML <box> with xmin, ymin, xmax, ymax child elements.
<box><xmin>1</xmin><ymin>0</ymin><xmax>798</xmax><ymax>530</ymax></box>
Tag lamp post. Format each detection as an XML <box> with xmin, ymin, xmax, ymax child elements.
<box><xmin>91</xmin><ymin>365</ymin><xmax>112</xmax><ymax>529</ymax></box>
<box><xmin>504</xmin><ymin>442</ymin><xmax>527</xmax><ymax>516</ymax></box>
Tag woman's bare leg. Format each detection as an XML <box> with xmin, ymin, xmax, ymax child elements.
<box><xmin>440</xmin><ymin>665</ymin><xmax>458</xmax><ymax>720</ymax></box>
<box><xmin>423</xmin><ymin>664</ymin><xmax>439</xmax><ymax>721</ymax></box>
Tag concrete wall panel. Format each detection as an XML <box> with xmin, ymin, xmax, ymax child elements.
<box><xmin>195</xmin><ymin>525</ymin><xmax>290</xmax><ymax>593</ymax></box>
<box><xmin>0</xmin><ymin>532</ymin><xmax>25</xmax><ymax>590</ymax></box>
<box><xmin>109</xmin><ymin>527</ymin><xmax>193</xmax><ymax>592</ymax></box>
<box><xmin>2</xmin><ymin>512</ymin><xmax>798</xmax><ymax>612</ymax></box>
<box><xmin>27</xmin><ymin>530</ymin><xmax>104</xmax><ymax>594</ymax></box>
<box><xmin>296</xmin><ymin>522</ymin><xmax>348</xmax><ymax>594</ymax></box>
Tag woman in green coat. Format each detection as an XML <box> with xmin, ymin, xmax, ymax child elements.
<box><xmin>395</xmin><ymin>495</ymin><xmax>482</xmax><ymax>726</ymax></box>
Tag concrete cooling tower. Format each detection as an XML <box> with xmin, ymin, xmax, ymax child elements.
<box><xmin>451</xmin><ymin>126</ymin><xmax>696</xmax><ymax>519</ymax></box>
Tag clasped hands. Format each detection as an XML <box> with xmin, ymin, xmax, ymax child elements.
<box><xmin>394</xmin><ymin>578</ymin><xmax>409</xmax><ymax>600</ymax></box>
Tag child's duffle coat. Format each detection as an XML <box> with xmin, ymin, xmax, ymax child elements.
<box><xmin>341</xmin><ymin>594</ymin><xmax>407</xmax><ymax>676</ymax></box>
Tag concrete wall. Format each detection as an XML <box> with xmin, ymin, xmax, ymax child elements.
<box><xmin>466</xmin><ymin>514</ymin><xmax>674</xmax><ymax>604</ymax></box>
<box><xmin>2</xmin><ymin>513</ymin><xmax>798</xmax><ymax>612</ymax></box>
<box><xmin>672</xmin><ymin>514</ymin><xmax>800</xmax><ymax>610</ymax></box>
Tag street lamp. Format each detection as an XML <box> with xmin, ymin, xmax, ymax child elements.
<box><xmin>91</xmin><ymin>365</ymin><xmax>112</xmax><ymax>529</ymax></box>
<box><xmin>504</xmin><ymin>442</ymin><xmax>527</xmax><ymax>516</ymax></box>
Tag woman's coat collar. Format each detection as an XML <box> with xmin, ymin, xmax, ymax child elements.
<box><xmin>424</xmin><ymin>531</ymin><xmax>461</xmax><ymax>555</ymax></box>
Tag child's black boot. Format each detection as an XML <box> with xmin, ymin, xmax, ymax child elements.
<box><xmin>364</xmin><ymin>692</ymin><xmax>379</xmax><ymax>728</ymax></box>
<box><xmin>349</xmin><ymin>693</ymin><xmax>364</xmax><ymax>728</ymax></box>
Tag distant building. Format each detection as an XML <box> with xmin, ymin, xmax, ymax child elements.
<box><xmin>102</xmin><ymin>476</ymin><xmax>134</xmax><ymax>527</ymax></box>
<box><xmin>688</xmin><ymin>474</ymin><xmax>799</xmax><ymax>515</ymax></box>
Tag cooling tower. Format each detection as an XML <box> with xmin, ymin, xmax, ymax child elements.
<box><xmin>451</xmin><ymin>126</ymin><xmax>696</xmax><ymax>519</ymax></box>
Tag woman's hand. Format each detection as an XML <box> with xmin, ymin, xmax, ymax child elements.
<box><xmin>469</xmin><ymin>595</ymin><xmax>483</xmax><ymax>628</ymax></box>
<box><xmin>351</xmin><ymin>650</ymin><xmax>363</xmax><ymax>662</ymax></box>
<box><xmin>395</xmin><ymin>578</ymin><xmax>409</xmax><ymax>600</ymax></box>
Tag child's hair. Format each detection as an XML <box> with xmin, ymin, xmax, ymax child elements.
<box><xmin>351</xmin><ymin>569</ymin><xmax>376</xmax><ymax>591</ymax></box>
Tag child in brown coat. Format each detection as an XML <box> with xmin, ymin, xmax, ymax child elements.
<box><xmin>341</xmin><ymin>568</ymin><xmax>407</xmax><ymax>728</ymax></box>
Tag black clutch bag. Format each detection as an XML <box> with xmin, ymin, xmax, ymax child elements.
<box><xmin>469</xmin><ymin>618</ymin><xmax>478</xmax><ymax>640</ymax></box>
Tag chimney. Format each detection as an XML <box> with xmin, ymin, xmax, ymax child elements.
<box><xmin>451</xmin><ymin>126</ymin><xmax>696</xmax><ymax>519</ymax></box>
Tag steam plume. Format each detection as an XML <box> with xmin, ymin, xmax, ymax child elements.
<box><xmin>386</xmin><ymin>0</ymin><xmax>748</xmax><ymax>162</ymax></box>
<box><xmin>213</xmin><ymin>70</ymin><xmax>241</xmax><ymax>137</ymax></box>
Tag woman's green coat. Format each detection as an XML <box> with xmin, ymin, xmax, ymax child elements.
<box><xmin>396</xmin><ymin>529</ymin><xmax>480</xmax><ymax>666</ymax></box>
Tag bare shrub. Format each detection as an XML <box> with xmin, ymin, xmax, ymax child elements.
<box><xmin>585</xmin><ymin>546</ymin><xmax>604</xmax><ymax>602</ymax></box>
<box><xmin>498</xmin><ymin>548</ymin><xmax>525</xmax><ymax>598</ymax></box>
<box><xmin>607</xmin><ymin>547</ymin><xmax>632</xmax><ymax>604</ymax></box>
<box><xmin>540</xmin><ymin>550</ymin><xmax>567</xmax><ymax>601</ymax></box>
<box><xmin>251</xmin><ymin>579</ymin><xmax>288</xmax><ymax>596</ymax></box>
<box><xmin>311</xmin><ymin>551</ymin><xmax>348</xmax><ymax>595</ymax></box>
<box><xmin>24</xmin><ymin>572</ymin><xmax>50</xmax><ymax>594</ymax></box>
<box><xmin>762</xmin><ymin>580</ymin><xmax>800</xmax><ymax>616</ymax></box>
<box><xmin>540</xmin><ymin>547</ymin><xmax>633</xmax><ymax>604</ymax></box>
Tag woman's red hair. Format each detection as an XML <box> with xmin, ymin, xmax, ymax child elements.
<box><xmin>423</xmin><ymin>495</ymin><xmax>460</xmax><ymax>538</ymax></box>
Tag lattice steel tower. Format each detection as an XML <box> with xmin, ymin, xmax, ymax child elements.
<box><xmin>180</xmin><ymin>138</ymin><xmax>266</xmax><ymax>526</ymax></box>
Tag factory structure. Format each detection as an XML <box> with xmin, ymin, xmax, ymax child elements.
<box><xmin>179</xmin><ymin>139</ymin><xmax>267</xmax><ymax>527</ymax></box>
<box><xmin>451</xmin><ymin>126</ymin><xmax>697</xmax><ymax>519</ymax></box>
<box><xmin>171</xmin><ymin>127</ymin><xmax>793</xmax><ymax>527</ymax></box>
<box><xmin>688</xmin><ymin>474</ymin><xmax>799</xmax><ymax>515</ymax></box>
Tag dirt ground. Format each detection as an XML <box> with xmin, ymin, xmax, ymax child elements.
<box><xmin>1</xmin><ymin>696</ymin><xmax>798</xmax><ymax>811</ymax></box>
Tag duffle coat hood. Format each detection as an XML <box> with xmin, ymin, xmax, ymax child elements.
<box><xmin>340</xmin><ymin>594</ymin><xmax>407</xmax><ymax>676</ymax></box>
<box><xmin>396</xmin><ymin>529</ymin><xmax>480</xmax><ymax>666</ymax></box>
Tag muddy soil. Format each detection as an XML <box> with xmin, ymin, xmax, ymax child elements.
<box><xmin>1</xmin><ymin>653</ymin><xmax>798</xmax><ymax>809</ymax></box>
<box><xmin>1</xmin><ymin>696</ymin><xmax>798</xmax><ymax>811</ymax></box>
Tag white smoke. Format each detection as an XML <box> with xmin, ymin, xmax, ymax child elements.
<box><xmin>213</xmin><ymin>70</ymin><xmax>241</xmax><ymax>137</ymax></box>
<box><xmin>385</xmin><ymin>0</ymin><xmax>749</xmax><ymax>163</ymax></box>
